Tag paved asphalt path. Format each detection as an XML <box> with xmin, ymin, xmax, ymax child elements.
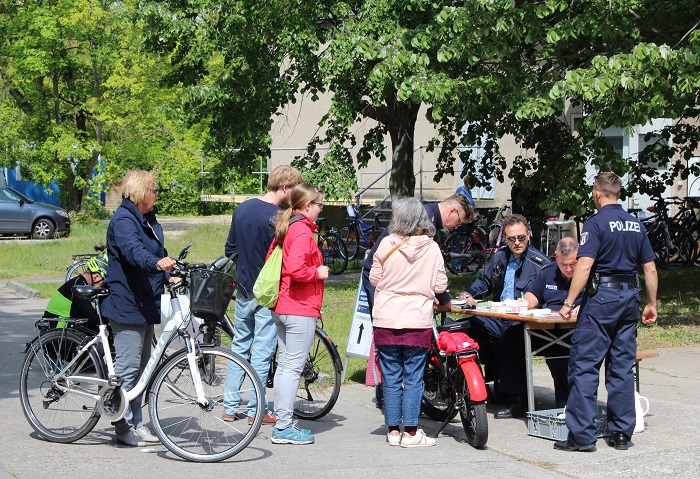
<box><xmin>1</xmin><ymin>285</ymin><xmax>699</xmax><ymax>478</ymax></box>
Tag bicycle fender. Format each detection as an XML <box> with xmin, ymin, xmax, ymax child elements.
<box><xmin>457</xmin><ymin>355</ymin><xmax>488</xmax><ymax>402</ymax></box>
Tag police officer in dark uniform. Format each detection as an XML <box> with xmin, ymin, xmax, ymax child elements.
<box><xmin>457</xmin><ymin>214</ymin><xmax>550</xmax><ymax>418</ymax></box>
<box><xmin>555</xmin><ymin>172</ymin><xmax>658</xmax><ymax>452</ymax></box>
<box><xmin>521</xmin><ymin>236</ymin><xmax>582</xmax><ymax>408</ymax></box>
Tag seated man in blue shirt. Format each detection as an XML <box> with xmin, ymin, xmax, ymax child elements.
<box><xmin>513</xmin><ymin>237</ymin><xmax>583</xmax><ymax>410</ymax></box>
<box><xmin>457</xmin><ymin>214</ymin><xmax>550</xmax><ymax>418</ymax></box>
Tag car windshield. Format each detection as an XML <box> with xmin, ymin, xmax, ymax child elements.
<box><xmin>1</xmin><ymin>187</ymin><xmax>33</xmax><ymax>203</ymax></box>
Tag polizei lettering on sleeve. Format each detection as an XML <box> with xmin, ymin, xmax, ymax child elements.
<box><xmin>608</xmin><ymin>220</ymin><xmax>641</xmax><ymax>233</ymax></box>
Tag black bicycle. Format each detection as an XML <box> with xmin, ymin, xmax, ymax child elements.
<box><xmin>317</xmin><ymin>218</ymin><xmax>348</xmax><ymax>275</ymax></box>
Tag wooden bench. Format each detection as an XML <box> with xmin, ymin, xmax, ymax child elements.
<box><xmin>635</xmin><ymin>351</ymin><xmax>659</xmax><ymax>392</ymax></box>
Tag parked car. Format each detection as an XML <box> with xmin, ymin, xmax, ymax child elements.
<box><xmin>0</xmin><ymin>186</ymin><xmax>71</xmax><ymax>239</ymax></box>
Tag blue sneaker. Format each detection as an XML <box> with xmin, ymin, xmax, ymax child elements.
<box><xmin>271</xmin><ymin>422</ymin><xmax>314</xmax><ymax>445</ymax></box>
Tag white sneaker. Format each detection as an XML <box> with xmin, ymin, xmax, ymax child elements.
<box><xmin>386</xmin><ymin>432</ymin><xmax>401</xmax><ymax>446</ymax></box>
<box><xmin>135</xmin><ymin>426</ymin><xmax>160</xmax><ymax>443</ymax></box>
<box><xmin>116</xmin><ymin>430</ymin><xmax>147</xmax><ymax>447</ymax></box>
<box><xmin>400</xmin><ymin>429</ymin><xmax>436</xmax><ymax>448</ymax></box>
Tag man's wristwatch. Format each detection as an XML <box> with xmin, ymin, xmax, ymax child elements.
<box><xmin>563</xmin><ymin>301</ymin><xmax>575</xmax><ymax>309</ymax></box>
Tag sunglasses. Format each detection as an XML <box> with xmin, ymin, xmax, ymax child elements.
<box><xmin>505</xmin><ymin>234</ymin><xmax>528</xmax><ymax>244</ymax></box>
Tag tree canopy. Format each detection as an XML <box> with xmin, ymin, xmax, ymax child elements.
<box><xmin>2</xmin><ymin>0</ymin><xmax>699</xmax><ymax>221</ymax></box>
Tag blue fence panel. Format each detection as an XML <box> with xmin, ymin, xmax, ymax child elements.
<box><xmin>4</xmin><ymin>167</ymin><xmax>61</xmax><ymax>206</ymax></box>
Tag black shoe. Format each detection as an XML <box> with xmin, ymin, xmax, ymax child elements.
<box><xmin>494</xmin><ymin>396</ymin><xmax>527</xmax><ymax>419</ymax></box>
<box><xmin>553</xmin><ymin>438</ymin><xmax>597</xmax><ymax>452</ymax></box>
<box><xmin>607</xmin><ymin>432</ymin><xmax>629</xmax><ymax>450</ymax></box>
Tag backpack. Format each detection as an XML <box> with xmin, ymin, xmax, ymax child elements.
<box><xmin>253</xmin><ymin>242</ymin><xmax>283</xmax><ymax>308</ymax></box>
<box><xmin>253</xmin><ymin>215</ymin><xmax>304</xmax><ymax>308</ymax></box>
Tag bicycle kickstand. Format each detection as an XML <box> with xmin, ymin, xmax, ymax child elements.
<box><xmin>431</xmin><ymin>405</ymin><xmax>456</xmax><ymax>438</ymax></box>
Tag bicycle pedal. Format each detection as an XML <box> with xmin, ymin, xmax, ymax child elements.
<box><xmin>108</xmin><ymin>375</ymin><xmax>123</xmax><ymax>386</ymax></box>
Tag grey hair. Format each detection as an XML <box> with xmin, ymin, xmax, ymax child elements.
<box><xmin>556</xmin><ymin>237</ymin><xmax>579</xmax><ymax>257</ymax></box>
<box><xmin>388</xmin><ymin>197</ymin><xmax>436</xmax><ymax>237</ymax></box>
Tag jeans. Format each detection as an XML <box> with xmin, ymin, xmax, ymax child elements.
<box><xmin>223</xmin><ymin>294</ymin><xmax>278</xmax><ymax>416</ymax></box>
<box><xmin>272</xmin><ymin>313</ymin><xmax>317</xmax><ymax>429</ymax></box>
<box><xmin>377</xmin><ymin>344</ymin><xmax>429</xmax><ymax>427</ymax></box>
<box><xmin>110</xmin><ymin>322</ymin><xmax>154</xmax><ymax>435</ymax></box>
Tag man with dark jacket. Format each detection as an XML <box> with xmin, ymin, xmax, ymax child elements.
<box><xmin>457</xmin><ymin>214</ymin><xmax>550</xmax><ymax>418</ymax></box>
<box><xmin>222</xmin><ymin>165</ymin><xmax>303</xmax><ymax>425</ymax></box>
<box><xmin>361</xmin><ymin>194</ymin><xmax>473</xmax><ymax>311</ymax></box>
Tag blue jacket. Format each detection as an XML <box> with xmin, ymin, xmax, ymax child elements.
<box><xmin>466</xmin><ymin>244</ymin><xmax>549</xmax><ymax>301</ymax></box>
<box><xmin>102</xmin><ymin>199</ymin><xmax>168</xmax><ymax>326</ymax></box>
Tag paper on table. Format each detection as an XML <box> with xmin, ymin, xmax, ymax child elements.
<box><xmin>519</xmin><ymin>308</ymin><xmax>554</xmax><ymax>317</ymax></box>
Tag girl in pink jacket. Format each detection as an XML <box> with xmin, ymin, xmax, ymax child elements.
<box><xmin>370</xmin><ymin>197</ymin><xmax>450</xmax><ymax>447</ymax></box>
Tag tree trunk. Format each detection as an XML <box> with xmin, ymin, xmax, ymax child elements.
<box><xmin>386</xmin><ymin>101</ymin><xmax>420</xmax><ymax>198</ymax></box>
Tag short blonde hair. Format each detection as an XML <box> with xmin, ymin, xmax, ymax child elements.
<box><xmin>267</xmin><ymin>165</ymin><xmax>303</xmax><ymax>192</ymax></box>
<box><xmin>121</xmin><ymin>170</ymin><xmax>156</xmax><ymax>205</ymax></box>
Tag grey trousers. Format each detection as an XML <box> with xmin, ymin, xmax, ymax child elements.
<box><xmin>272</xmin><ymin>313</ymin><xmax>316</xmax><ymax>430</ymax></box>
<box><xmin>110</xmin><ymin>321</ymin><xmax>154</xmax><ymax>435</ymax></box>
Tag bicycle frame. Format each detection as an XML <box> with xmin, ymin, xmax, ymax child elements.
<box><xmin>49</xmin><ymin>288</ymin><xmax>206</xmax><ymax>420</ymax></box>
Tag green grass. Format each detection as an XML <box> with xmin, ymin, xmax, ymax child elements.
<box><xmin>8</xmin><ymin>218</ymin><xmax>700</xmax><ymax>382</ymax></box>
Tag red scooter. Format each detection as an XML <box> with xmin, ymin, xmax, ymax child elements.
<box><xmin>422</xmin><ymin>314</ymin><xmax>488</xmax><ymax>448</ymax></box>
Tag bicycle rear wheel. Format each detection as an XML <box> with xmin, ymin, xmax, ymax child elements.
<box><xmin>148</xmin><ymin>346</ymin><xmax>264</xmax><ymax>462</ymax></box>
<box><xmin>320</xmin><ymin>231</ymin><xmax>348</xmax><ymax>275</ymax></box>
<box><xmin>443</xmin><ymin>232</ymin><xmax>485</xmax><ymax>274</ymax></box>
<box><xmin>65</xmin><ymin>259</ymin><xmax>90</xmax><ymax>281</ymax></box>
<box><xmin>339</xmin><ymin>224</ymin><xmax>360</xmax><ymax>262</ymax></box>
<box><xmin>454</xmin><ymin>369</ymin><xmax>488</xmax><ymax>448</ymax></box>
<box><xmin>291</xmin><ymin>328</ymin><xmax>342</xmax><ymax>420</ymax></box>
<box><xmin>19</xmin><ymin>329</ymin><xmax>106</xmax><ymax>443</ymax></box>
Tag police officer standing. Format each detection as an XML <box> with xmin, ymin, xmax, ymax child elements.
<box><xmin>556</xmin><ymin>172</ymin><xmax>658</xmax><ymax>452</ymax></box>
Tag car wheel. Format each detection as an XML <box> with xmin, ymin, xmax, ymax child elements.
<box><xmin>32</xmin><ymin>219</ymin><xmax>55</xmax><ymax>239</ymax></box>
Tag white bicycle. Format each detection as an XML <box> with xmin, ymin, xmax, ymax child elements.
<box><xmin>19</xmin><ymin>244</ymin><xmax>264</xmax><ymax>462</ymax></box>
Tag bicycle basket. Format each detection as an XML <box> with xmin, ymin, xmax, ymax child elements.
<box><xmin>189</xmin><ymin>269</ymin><xmax>235</xmax><ymax>322</ymax></box>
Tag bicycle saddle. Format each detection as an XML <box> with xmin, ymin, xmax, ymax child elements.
<box><xmin>72</xmin><ymin>285</ymin><xmax>110</xmax><ymax>299</ymax></box>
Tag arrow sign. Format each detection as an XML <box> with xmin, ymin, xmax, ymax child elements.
<box><xmin>357</xmin><ymin>323</ymin><xmax>364</xmax><ymax>344</ymax></box>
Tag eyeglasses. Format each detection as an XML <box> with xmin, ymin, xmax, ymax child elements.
<box><xmin>505</xmin><ymin>234</ymin><xmax>528</xmax><ymax>244</ymax></box>
<box><xmin>311</xmin><ymin>201</ymin><xmax>324</xmax><ymax>209</ymax></box>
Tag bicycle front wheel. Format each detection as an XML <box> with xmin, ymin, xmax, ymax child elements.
<box><xmin>454</xmin><ymin>369</ymin><xmax>488</xmax><ymax>448</ymax></box>
<box><xmin>148</xmin><ymin>346</ymin><xmax>264</xmax><ymax>462</ymax></box>
<box><xmin>292</xmin><ymin>328</ymin><xmax>342</xmax><ymax>420</ymax></box>
<box><xmin>339</xmin><ymin>224</ymin><xmax>360</xmax><ymax>262</ymax></box>
<box><xmin>321</xmin><ymin>232</ymin><xmax>348</xmax><ymax>275</ymax></box>
<box><xmin>19</xmin><ymin>329</ymin><xmax>106</xmax><ymax>443</ymax></box>
<box><xmin>651</xmin><ymin>224</ymin><xmax>695</xmax><ymax>269</ymax></box>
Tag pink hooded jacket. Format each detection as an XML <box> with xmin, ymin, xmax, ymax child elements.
<box><xmin>369</xmin><ymin>233</ymin><xmax>448</xmax><ymax>330</ymax></box>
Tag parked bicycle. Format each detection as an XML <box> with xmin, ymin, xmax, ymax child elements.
<box><xmin>439</xmin><ymin>204</ymin><xmax>509</xmax><ymax>275</ymax></box>
<box><xmin>317</xmin><ymin>218</ymin><xmax>348</xmax><ymax>275</ymax></box>
<box><xmin>20</xmin><ymin>243</ymin><xmax>264</xmax><ymax>462</ymax></box>
<box><xmin>65</xmin><ymin>244</ymin><xmax>107</xmax><ymax>281</ymax></box>
<box><xmin>629</xmin><ymin>196</ymin><xmax>695</xmax><ymax>269</ymax></box>
<box><xmin>339</xmin><ymin>204</ymin><xmax>384</xmax><ymax>262</ymax></box>
<box><xmin>421</xmin><ymin>313</ymin><xmax>489</xmax><ymax>448</ymax></box>
<box><xmin>668</xmin><ymin>196</ymin><xmax>700</xmax><ymax>265</ymax></box>
<box><xmin>162</xmin><ymin>249</ymin><xmax>344</xmax><ymax>420</ymax></box>
<box><xmin>196</xmin><ymin>309</ymin><xmax>343</xmax><ymax>420</ymax></box>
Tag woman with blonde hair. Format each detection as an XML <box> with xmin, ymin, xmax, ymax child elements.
<box><xmin>370</xmin><ymin>197</ymin><xmax>450</xmax><ymax>447</ymax></box>
<box><xmin>268</xmin><ymin>183</ymin><xmax>329</xmax><ymax>445</ymax></box>
<box><xmin>102</xmin><ymin>170</ymin><xmax>178</xmax><ymax>447</ymax></box>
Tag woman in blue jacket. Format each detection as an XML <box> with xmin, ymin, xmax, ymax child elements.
<box><xmin>101</xmin><ymin>170</ymin><xmax>176</xmax><ymax>447</ymax></box>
